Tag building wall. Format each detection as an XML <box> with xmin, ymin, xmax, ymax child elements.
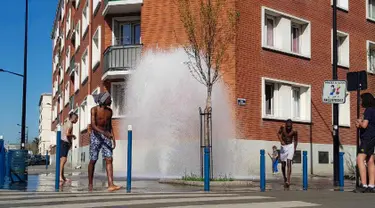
<box><xmin>49</xmin><ymin>0</ymin><xmax>375</xmax><ymax>175</ymax></box>
<box><xmin>235</xmin><ymin>0</ymin><xmax>375</xmax><ymax>146</ymax></box>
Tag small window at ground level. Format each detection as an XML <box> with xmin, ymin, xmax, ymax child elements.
<box><xmin>318</xmin><ymin>151</ymin><xmax>329</xmax><ymax>164</ymax></box>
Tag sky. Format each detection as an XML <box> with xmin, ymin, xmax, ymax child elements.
<box><xmin>0</xmin><ymin>0</ymin><xmax>57</xmax><ymax>145</ymax></box>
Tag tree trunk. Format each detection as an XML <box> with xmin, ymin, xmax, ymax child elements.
<box><xmin>204</xmin><ymin>85</ymin><xmax>212</xmax><ymax>147</ymax></box>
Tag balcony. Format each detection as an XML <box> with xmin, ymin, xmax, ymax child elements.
<box><xmin>102</xmin><ymin>44</ymin><xmax>142</xmax><ymax>80</ymax></box>
<box><xmin>102</xmin><ymin>0</ymin><xmax>142</xmax><ymax>16</ymax></box>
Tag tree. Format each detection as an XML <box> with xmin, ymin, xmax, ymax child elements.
<box><xmin>26</xmin><ymin>137</ymin><xmax>40</xmax><ymax>155</ymax></box>
<box><xmin>176</xmin><ymin>0</ymin><xmax>239</xmax><ymax>147</ymax></box>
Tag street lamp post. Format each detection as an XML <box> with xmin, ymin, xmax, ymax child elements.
<box><xmin>18</xmin><ymin>124</ymin><xmax>28</xmax><ymax>147</ymax></box>
<box><xmin>332</xmin><ymin>0</ymin><xmax>340</xmax><ymax>187</ymax></box>
<box><xmin>0</xmin><ymin>0</ymin><xmax>29</xmax><ymax>150</ymax></box>
<box><xmin>20</xmin><ymin>0</ymin><xmax>29</xmax><ymax>150</ymax></box>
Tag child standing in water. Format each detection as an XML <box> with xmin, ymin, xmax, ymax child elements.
<box><xmin>268</xmin><ymin>145</ymin><xmax>279</xmax><ymax>174</ymax></box>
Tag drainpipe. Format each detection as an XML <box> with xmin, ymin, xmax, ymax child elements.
<box><xmin>88</xmin><ymin>0</ymin><xmax>92</xmax><ymax>95</ymax></box>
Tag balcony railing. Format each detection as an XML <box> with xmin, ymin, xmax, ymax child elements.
<box><xmin>103</xmin><ymin>44</ymin><xmax>142</xmax><ymax>75</ymax></box>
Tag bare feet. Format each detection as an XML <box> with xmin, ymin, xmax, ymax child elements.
<box><xmin>89</xmin><ymin>185</ymin><xmax>93</xmax><ymax>192</ymax></box>
<box><xmin>107</xmin><ymin>185</ymin><xmax>121</xmax><ymax>192</ymax></box>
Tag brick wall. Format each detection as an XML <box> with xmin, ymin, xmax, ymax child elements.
<box><xmin>141</xmin><ymin>0</ymin><xmax>375</xmax><ymax>146</ymax></box>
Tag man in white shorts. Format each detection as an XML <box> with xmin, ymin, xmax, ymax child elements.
<box><xmin>277</xmin><ymin>119</ymin><xmax>298</xmax><ymax>188</ymax></box>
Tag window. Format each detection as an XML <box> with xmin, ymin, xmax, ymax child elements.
<box><xmin>292</xmin><ymin>88</ymin><xmax>300</xmax><ymax>118</ymax></box>
<box><xmin>368</xmin><ymin>0</ymin><xmax>375</xmax><ymax>20</ymax></box>
<box><xmin>93</xmin><ymin>0</ymin><xmax>100</xmax><ymax>15</ymax></box>
<box><xmin>74</xmin><ymin>64</ymin><xmax>80</xmax><ymax>92</ymax></box>
<box><xmin>92</xmin><ymin>26</ymin><xmax>101</xmax><ymax>69</ymax></box>
<box><xmin>338</xmin><ymin>93</ymin><xmax>350</xmax><ymax>127</ymax></box>
<box><xmin>111</xmin><ymin>83</ymin><xmax>126</xmax><ymax>117</ymax></box>
<box><xmin>113</xmin><ymin>19</ymin><xmax>141</xmax><ymax>45</ymax></box>
<box><xmin>332</xmin><ymin>0</ymin><xmax>349</xmax><ymax>11</ymax></box>
<box><xmin>262</xmin><ymin>78</ymin><xmax>311</xmax><ymax>122</ymax></box>
<box><xmin>66</xmin><ymin>9</ymin><xmax>71</xmax><ymax>36</ymax></box>
<box><xmin>75</xmin><ymin>21</ymin><xmax>81</xmax><ymax>49</ymax></box>
<box><xmin>367</xmin><ymin>41</ymin><xmax>375</xmax><ymax>73</ymax></box>
<box><xmin>293</xmin><ymin>150</ymin><xmax>301</xmax><ymax>164</ymax></box>
<box><xmin>265</xmin><ymin>17</ymin><xmax>274</xmax><ymax>47</ymax></box>
<box><xmin>318</xmin><ymin>151</ymin><xmax>329</xmax><ymax>164</ymax></box>
<box><xmin>80</xmin><ymin>99</ymin><xmax>88</xmax><ymax>131</ymax></box>
<box><xmin>265</xmin><ymin>84</ymin><xmax>274</xmax><ymax>115</ymax></box>
<box><xmin>64</xmin><ymin>82</ymin><xmax>70</xmax><ymax>105</ymax></box>
<box><xmin>333</xmin><ymin>31</ymin><xmax>349</xmax><ymax>68</ymax></box>
<box><xmin>81</xmin><ymin>48</ymin><xmax>88</xmax><ymax>83</ymax></box>
<box><xmin>262</xmin><ymin>7</ymin><xmax>311</xmax><ymax>58</ymax></box>
<box><xmin>92</xmin><ymin>87</ymin><xmax>100</xmax><ymax>95</ymax></box>
<box><xmin>65</xmin><ymin>46</ymin><xmax>70</xmax><ymax>71</ymax></box>
<box><xmin>75</xmin><ymin>0</ymin><xmax>81</xmax><ymax>8</ymax></box>
<box><xmin>82</xmin><ymin>0</ymin><xmax>90</xmax><ymax>36</ymax></box>
<box><xmin>59</xmin><ymin>96</ymin><xmax>63</xmax><ymax>113</ymax></box>
<box><xmin>59</xmin><ymin>65</ymin><xmax>64</xmax><ymax>83</ymax></box>
<box><xmin>291</xmin><ymin>25</ymin><xmax>301</xmax><ymax>53</ymax></box>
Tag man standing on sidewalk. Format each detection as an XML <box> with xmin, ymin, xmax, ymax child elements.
<box><xmin>88</xmin><ymin>92</ymin><xmax>120</xmax><ymax>192</ymax></box>
<box><xmin>60</xmin><ymin>113</ymin><xmax>78</xmax><ymax>183</ymax></box>
<box><xmin>277</xmin><ymin>119</ymin><xmax>298</xmax><ymax>189</ymax></box>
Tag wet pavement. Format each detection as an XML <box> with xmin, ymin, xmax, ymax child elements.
<box><xmin>0</xmin><ymin>165</ymin><xmax>357</xmax><ymax>193</ymax></box>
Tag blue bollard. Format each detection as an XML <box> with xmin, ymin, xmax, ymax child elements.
<box><xmin>260</xmin><ymin>149</ymin><xmax>265</xmax><ymax>192</ymax></box>
<box><xmin>55</xmin><ymin>128</ymin><xmax>61</xmax><ymax>191</ymax></box>
<box><xmin>303</xmin><ymin>151</ymin><xmax>308</xmax><ymax>190</ymax></box>
<box><xmin>45</xmin><ymin>150</ymin><xmax>49</xmax><ymax>170</ymax></box>
<box><xmin>0</xmin><ymin>139</ymin><xmax>4</xmax><ymax>185</ymax></box>
<box><xmin>339</xmin><ymin>152</ymin><xmax>345</xmax><ymax>190</ymax></box>
<box><xmin>204</xmin><ymin>146</ymin><xmax>210</xmax><ymax>192</ymax></box>
<box><xmin>126</xmin><ymin>125</ymin><xmax>133</xmax><ymax>193</ymax></box>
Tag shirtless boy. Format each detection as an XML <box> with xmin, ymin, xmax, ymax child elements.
<box><xmin>88</xmin><ymin>92</ymin><xmax>120</xmax><ymax>191</ymax></box>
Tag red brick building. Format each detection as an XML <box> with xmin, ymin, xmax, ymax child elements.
<box><xmin>50</xmin><ymin>0</ymin><xmax>375</xmax><ymax>175</ymax></box>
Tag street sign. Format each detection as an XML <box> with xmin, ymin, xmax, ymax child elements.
<box><xmin>322</xmin><ymin>80</ymin><xmax>347</xmax><ymax>104</ymax></box>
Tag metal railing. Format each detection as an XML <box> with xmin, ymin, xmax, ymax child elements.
<box><xmin>103</xmin><ymin>44</ymin><xmax>142</xmax><ymax>74</ymax></box>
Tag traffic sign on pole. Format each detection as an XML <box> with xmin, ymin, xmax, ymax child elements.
<box><xmin>322</xmin><ymin>80</ymin><xmax>347</xmax><ymax>104</ymax></box>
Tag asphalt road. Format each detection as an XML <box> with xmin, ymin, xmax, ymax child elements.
<box><xmin>0</xmin><ymin>189</ymin><xmax>373</xmax><ymax>208</ymax></box>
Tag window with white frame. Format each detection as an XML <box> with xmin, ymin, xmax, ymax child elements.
<box><xmin>64</xmin><ymin>82</ymin><xmax>70</xmax><ymax>105</ymax></box>
<box><xmin>113</xmin><ymin>19</ymin><xmax>141</xmax><ymax>45</ymax></box>
<box><xmin>59</xmin><ymin>96</ymin><xmax>63</xmax><ymax>113</ymax></box>
<box><xmin>368</xmin><ymin>41</ymin><xmax>375</xmax><ymax>73</ymax></box>
<box><xmin>75</xmin><ymin>21</ymin><xmax>81</xmax><ymax>49</ymax></box>
<box><xmin>81</xmin><ymin>48</ymin><xmax>88</xmax><ymax>83</ymax></box>
<box><xmin>262</xmin><ymin>7</ymin><xmax>311</xmax><ymax>58</ymax></box>
<box><xmin>92</xmin><ymin>26</ymin><xmax>101</xmax><ymax>69</ymax></box>
<box><xmin>93</xmin><ymin>0</ymin><xmax>100</xmax><ymax>15</ymax></box>
<box><xmin>332</xmin><ymin>0</ymin><xmax>349</xmax><ymax>11</ymax></box>
<box><xmin>339</xmin><ymin>93</ymin><xmax>350</xmax><ymax>126</ymax></box>
<box><xmin>111</xmin><ymin>83</ymin><xmax>126</xmax><ymax>117</ymax></box>
<box><xmin>74</xmin><ymin>64</ymin><xmax>80</xmax><ymax>92</ymax></box>
<box><xmin>61</xmin><ymin>28</ymin><xmax>65</xmax><ymax>49</ymax></box>
<box><xmin>92</xmin><ymin>87</ymin><xmax>100</xmax><ymax>95</ymax></box>
<box><xmin>368</xmin><ymin>0</ymin><xmax>375</xmax><ymax>20</ymax></box>
<box><xmin>80</xmin><ymin>99</ymin><xmax>88</xmax><ymax>131</ymax></box>
<box><xmin>65</xmin><ymin>46</ymin><xmax>70</xmax><ymax>71</ymax></box>
<box><xmin>82</xmin><ymin>0</ymin><xmax>90</xmax><ymax>35</ymax></box>
<box><xmin>263</xmin><ymin>78</ymin><xmax>311</xmax><ymax>122</ymax></box>
<box><xmin>59</xmin><ymin>65</ymin><xmax>64</xmax><ymax>83</ymax></box>
<box><xmin>75</xmin><ymin>0</ymin><xmax>81</xmax><ymax>8</ymax></box>
<box><xmin>66</xmin><ymin>9</ymin><xmax>71</xmax><ymax>36</ymax></box>
<box><xmin>333</xmin><ymin>30</ymin><xmax>350</xmax><ymax>68</ymax></box>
